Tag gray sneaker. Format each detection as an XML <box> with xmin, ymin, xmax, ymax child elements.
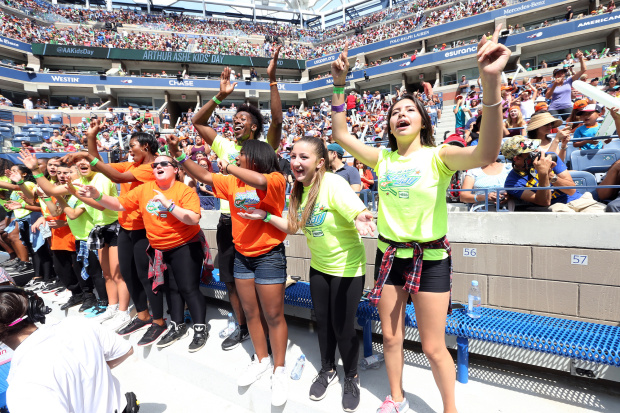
<box><xmin>156</xmin><ymin>322</ymin><xmax>189</xmax><ymax>348</ymax></box>
<box><xmin>221</xmin><ymin>325</ymin><xmax>250</xmax><ymax>351</ymax></box>
<box><xmin>376</xmin><ymin>395</ymin><xmax>409</xmax><ymax>413</ymax></box>
<box><xmin>309</xmin><ymin>369</ymin><xmax>338</xmax><ymax>401</ymax></box>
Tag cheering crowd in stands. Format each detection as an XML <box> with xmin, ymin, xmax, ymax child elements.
<box><xmin>4</xmin><ymin>0</ymin><xmax>618</xmax><ymax>62</ymax></box>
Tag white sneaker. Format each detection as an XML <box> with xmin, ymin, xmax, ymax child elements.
<box><xmin>104</xmin><ymin>310</ymin><xmax>131</xmax><ymax>332</ymax></box>
<box><xmin>237</xmin><ymin>354</ymin><xmax>272</xmax><ymax>387</ymax></box>
<box><xmin>271</xmin><ymin>366</ymin><xmax>288</xmax><ymax>407</ymax></box>
<box><xmin>92</xmin><ymin>305</ymin><xmax>118</xmax><ymax>324</ymax></box>
<box><xmin>23</xmin><ymin>279</ymin><xmax>43</xmax><ymax>291</ymax></box>
<box><xmin>50</xmin><ymin>290</ymin><xmax>71</xmax><ymax>303</ymax></box>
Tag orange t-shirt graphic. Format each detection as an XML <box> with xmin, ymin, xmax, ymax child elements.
<box><xmin>118</xmin><ymin>180</ymin><xmax>200</xmax><ymax>251</ymax></box>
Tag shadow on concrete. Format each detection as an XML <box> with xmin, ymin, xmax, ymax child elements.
<box><xmin>135</xmin><ymin>402</ymin><xmax>167</xmax><ymax>413</ymax></box>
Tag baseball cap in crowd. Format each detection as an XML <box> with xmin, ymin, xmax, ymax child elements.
<box><xmin>82</xmin><ymin>117</ymin><xmax>87</xmax><ymax>121</ymax></box>
<box><xmin>553</xmin><ymin>68</ymin><xmax>567</xmax><ymax>77</ymax></box>
<box><xmin>576</xmin><ymin>103</ymin><xmax>603</xmax><ymax>116</ymax></box>
<box><xmin>325</xmin><ymin>130</ymin><xmax>332</xmax><ymax>136</ymax></box>
<box><xmin>326</xmin><ymin>143</ymin><xmax>344</xmax><ymax>156</ymax></box>
<box><xmin>526</xmin><ymin>111</ymin><xmax>562</xmax><ymax>132</ymax></box>
<box><xmin>501</xmin><ymin>136</ymin><xmax>541</xmax><ymax>160</ymax></box>
<box><xmin>590</xmin><ymin>77</ymin><xmax>599</xmax><ymax>84</ymax></box>
<box><xmin>534</xmin><ymin>101</ymin><xmax>548</xmax><ymax>112</ymax></box>
<box><xmin>573</xmin><ymin>99</ymin><xmax>589</xmax><ymax>111</ymax></box>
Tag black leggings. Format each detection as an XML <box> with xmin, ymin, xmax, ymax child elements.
<box><xmin>163</xmin><ymin>241</ymin><xmax>206</xmax><ymax>325</ymax></box>
<box><xmin>75</xmin><ymin>240</ymin><xmax>108</xmax><ymax>301</ymax></box>
<box><xmin>118</xmin><ymin>228</ymin><xmax>164</xmax><ymax>319</ymax></box>
<box><xmin>309</xmin><ymin>267</ymin><xmax>364</xmax><ymax>378</ymax></box>
<box><xmin>52</xmin><ymin>249</ymin><xmax>93</xmax><ymax>295</ymax></box>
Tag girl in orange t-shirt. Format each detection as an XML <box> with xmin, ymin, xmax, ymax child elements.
<box><xmin>64</xmin><ymin>121</ymin><xmax>166</xmax><ymax>346</ymax></box>
<box><xmin>168</xmin><ymin>136</ymin><xmax>289</xmax><ymax>398</ymax></box>
<box><xmin>78</xmin><ymin>155</ymin><xmax>210</xmax><ymax>353</ymax></box>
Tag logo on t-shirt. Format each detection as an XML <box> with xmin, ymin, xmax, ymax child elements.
<box><xmin>227</xmin><ymin>151</ymin><xmax>239</xmax><ymax>163</ymax></box>
<box><xmin>301</xmin><ymin>203</ymin><xmax>328</xmax><ymax>228</ymax></box>
<box><xmin>379</xmin><ymin>169</ymin><xmax>421</xmax><ymax>196</ymax></box>
<box><xmin>146</xmin><ymin>198</ymin><xmax>169</xmax><ymax>217</ymax></box>
<box><xmin>234</xmin><ymin>190</ymin><xmax>260</xmax><ymax>210</ymax></box>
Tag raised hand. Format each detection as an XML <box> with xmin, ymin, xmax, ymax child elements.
<box><xmin>267</xmin><ymin>45</ymin><xmax>282</xmax><ymax>82</ymax></box>
<box><xmin>220</xmin><ymin>67</ymin><xmax>237</xmax><ymax>98</ymax></box>
<box><xmin>8</xmin><ymin>170</ymin><xmax>23</xmax><ymax>184</ymax></box>
<box><xmin>354</xmin><ymin>211</ymin><xmax>376</xmax><ymax>236</ymax></box>
<box><xmin>17</xmin><ymin>149</ymin><xmax>38</xmax><ymax>170</ymax></box>
<box><xmin>167</xmin><ymin>134</ymin><xmax>181</xmax><ymax>157</ymax></box>
<box><xmin>75</xmin><ymin>183</ymin><xmax>100</xmax><ymax>199</ymax></box>
<box><xmin>330</xmin><ymin>42</ymin><xmax>349</xmax><ymax>85</ymax></box>
<box><xmin>60</xmin><ymin>152</ymin><xmax>89</xmax><ymax>165</ymax></box>
<box><xmin>218</xmin><ymin>158</ymin><xmax>230</xmax><ymax>175</ymax></box>
<box><xmin>477</xmin><ymin>24</ymin><xmax>511</xmax><ymax>80</ymax></box>
<box><xmin>86</xmin><ymin>118</ymin><xmax>103</xmax><ymax>140</ymax></box>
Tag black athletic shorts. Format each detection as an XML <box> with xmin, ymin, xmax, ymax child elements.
<box><xmin>373</xmin><ymin>248</ymin><xmax>450</xmax><ymax>293</ymax></box>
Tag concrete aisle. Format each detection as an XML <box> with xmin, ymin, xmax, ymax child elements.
<box><xmin>43</xmin><ymin>298</ymin><xmax>620</xmax><ymax>413</ymax></box>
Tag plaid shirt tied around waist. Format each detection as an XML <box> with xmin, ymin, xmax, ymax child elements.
<box><xmin>86</xmin><ymin>221</ymin><xmax>120</xmax><ymax>250</ymax></box>
<box><xmin>369</xmin><ymin>234</ymin><xmax>453</xmax><ymax>314</ymax></box>
<box><xmin>147</xmin><ymin>231</ymin><xmax>214</xmax><ymax>292</ymax></box>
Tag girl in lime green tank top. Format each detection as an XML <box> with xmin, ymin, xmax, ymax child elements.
<box><xmin>329</xmin><ymin>28</ymin><xmax>511</xmax><ymax>413</ymax></box>
<box><xmin>238</xmin><ymin>137</ymin><xmax>375</xmax><ymax>411</ymax></box>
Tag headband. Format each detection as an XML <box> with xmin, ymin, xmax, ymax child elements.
<box><xmin>8</xmin><ymin>315</ymin><xmax>27</xmax><ymax>327</ymax></box>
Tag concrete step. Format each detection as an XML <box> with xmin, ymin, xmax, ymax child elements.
<box><xmin>38</xmin><ymin>294</ymin><xmax>620</xmax><ymax>413</ymax></box>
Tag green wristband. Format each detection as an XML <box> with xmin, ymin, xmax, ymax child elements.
<box><xmin>90</xmin><ymin>157</ymin><xmax>99</xmax><ymax>167</ymax></box>
<box><xmin>33</xmin><ymin>173</ymin><xmax>44</xmax><ymax>179</ymax></box>
<box><xmin>212</xmin><ymin>96</ymin><xmax>222</xmax><ymax>105</ymax></box>
<box><xmin>16</xmin><ymin>179</ymin><xmax>24</xmax><ymax>185</ymax></box>
<box><xmin>42</xmin><ymin>197</ymin><xmax>52</xmax><ymax>202</ymax></box>
<box><xmin>175</xmin><ymin>152</ymin><xmax>187</xmax><ymax>162</ymax></box>
<box><xmin>333</xmin><ymin>86</ymin><xmax>345</xmax><ymax>95</ymax></box>
<box><xmin>263</xmin><ymin>212</ymin><xmax>272</xmax><ymax>223</ymax></box>
<box><xmin>94</xmin><ymin>193</ymin><xmax>104</xmax><ymax>201</ymax></box>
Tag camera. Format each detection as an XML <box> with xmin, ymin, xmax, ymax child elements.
<box><xmin>530</xmin><ymin>151</ymin><xmax>557</xmax><ymax>163</ymax></box>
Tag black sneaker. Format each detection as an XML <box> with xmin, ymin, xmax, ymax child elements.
<box><xmin>156</xmin><ymin>322</ymin><xmax>189</xmax><ymax>348</ymax></box>
<box><xmin>222</xmin><ymin>325</ymin><xmax>250</xmax><ymax>351</ymax></box>
<box><xmin>60</xmin><ymin>294</ymin><xmax>84</xmax><ymax>311</ymax></box>
<box><xmin>137</xmin><ymin>322</ymin><xmax>167</xmax><ymax>346</ymax></box>
<box><xmin>41</xmin><ymin>280</ymin><xmax>63</xmax><ymax>294</ymax></box>
<box><xmin>118</xmin><ymin>316</ymin><xmax>152</xmax><ymax>336</ymax></box>
<box><xmin>124</xmin><ymin>392</ymin><xmax>140</xmax><ymax>413</ymax></box>
<box><xmin>342</xmin><ymin>376</ymin><xmax>361</xmax><ymax>412</ymax></box>
<box><xmin>309</xmin><ymin>369</ymin><xmax>338</xmax><ymax>401</ymax></box>
<box><xmin>189</xmin><ymin>324</ymin><xmax>208</xmax><ymax>353</ymax></box>
<box><xmin>78</xmin><ymin>293</ymin><xmax>97</xmax><ymax>312</ymax></box>
<box><xmin>7</xmin><ymin>261</ymin><xmax>28</xmax><ymax>275</ymax></box>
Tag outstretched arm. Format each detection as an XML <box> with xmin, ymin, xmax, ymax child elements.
<box><xmin>191</xmin><ymin>67</ymin><xmax>237</xmax><ymax>146</ymax></box>
<box><xmin>266</xmin><ymin>46</ymin><xmax>283</xmax><ymax>150</ymax></box>
<box><xmin>17</xmin><ymin>150</ymin><xmax>69</xmax><ymax>197</ymax></box>
<box><xmin>440</xmin><ymin>24</ymin><xmax>510</xmax><ymax>171</ymax></box>
<box><xmin>75</xmin><ymin>184</ymin><xmax>126</xmax><ymax>212</ymax></box>
<box><xmin>167</xmin><ymin>135</ymin><xmax>214</xmax><ymax>186</ymax></box>
<box><xmin>330</xmin><ymin>43</ymin><xmax>381</xmax><ymax>169</ymax></box>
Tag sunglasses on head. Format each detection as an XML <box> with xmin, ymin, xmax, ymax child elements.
<box><xmin>151</xmin><ymin>161</ymin><xmax>174</xmax><ymax>169</ymax></box>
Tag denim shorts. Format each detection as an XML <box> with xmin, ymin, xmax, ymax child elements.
<box><xmin>234</xmin><ymin>243</ymin><xmax>287</xmax><ymax>285</ymax></box>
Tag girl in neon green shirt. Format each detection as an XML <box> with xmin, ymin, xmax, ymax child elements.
<box><xmin>329</xmin><ymin>28</ymin><xmax>511</xmax><ymax>413</ymax></box>
<box><xmin>239</xmin><ymin>136</ymin><xmax>375</xmax><ymax>412</ymax></box>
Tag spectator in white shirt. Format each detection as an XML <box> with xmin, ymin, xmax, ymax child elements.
<box><xmin>22</xmin><ymin>97</ymin><xmax>33</xmax><ymax>110</ymax></box>
<box><xmin>2</xmin><ymin>288</ymin><xmax>137</xmax><ymax>413</ymax></box>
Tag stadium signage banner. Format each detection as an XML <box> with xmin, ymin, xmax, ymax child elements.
<box><xmin>306</xmin><ymin>0</ymin><xmax>566</xmax><ymax>69</ymax></box>
<box><xmin>31</xmin><ymin>44</ymin><xmax>305</xmax><ymax>70</ymax></box>
<box><xmin>0</xmin><ymin>36</ymin><xmax>32</xmax><ymax>53</ymax></box>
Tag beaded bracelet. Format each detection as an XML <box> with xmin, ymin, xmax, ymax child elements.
<box><xmin>482</xmin><ymin>100</ymin><xmax>502</xmax><ymax>108</ymax></box>
<box><xmin>90</xmin><ymin>158</ymin><xmax>99</xmax><ymax>167</ymax></box>
<box><xmin>33</xmin><ymin>173</ymin><xmax>44</xmax><ymax>179</ymax></box>
<box><xmin>212</xmin><ymin>96</ymin><xmax>222</xmax><ymax>105</ymax></box>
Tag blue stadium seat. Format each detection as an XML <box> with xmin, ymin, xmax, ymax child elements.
<box><xmin>569</xmin><ymin>171</ymin><xmax>598</xmax><ymax>196</ymax></box>
<box><xmin>0</xmin><ymin>111</ymin><xmax>13</xmax><ymax>124</ymax></box>
<box><xmin>603</xmin><ymin>139</ymin><xmax>620</xmax><ymax>150</ymax></box>
<box><xmin>570</xmin><ymin>149</ymin><xmax>620</xmax><ymax>174</ymax></box>
<box><xmin>564</xmin><ymin>142</ymin><xmax>576</xmax><ymax>167</ymax></box>
<box><xmin>49</xmin><ymin>114</ymin><xmax>63</xmax><ymax>125</ymax></box>
<box><xmin>30</xmin><ymin>115</ymin><xmax>44</xmax><ymax>125</ymax></box>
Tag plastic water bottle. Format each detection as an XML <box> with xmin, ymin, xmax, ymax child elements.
<box><xmin>290</xmin><ymin>354</ymin><xmax>306</xmax><ymax>380</ymax></box>
<box><xmin>219</xmin><ymin>312</ymin><xmax>236</xmax><ymax>339</ymax></box>
<box><xmin>359</xmin><ymin>353</ymin><xmax>384</xmax><ymax>370</ymax></box>
<box><xmin>467</xmin><ymin>280</ymin><xmax>482</xmax><ymax>319</ymax></box>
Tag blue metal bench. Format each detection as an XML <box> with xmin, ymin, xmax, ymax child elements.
<box><xmin>202</xmin><ymin>278</ymin><xmax>620</xmax><ymax>384</ymax></box>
